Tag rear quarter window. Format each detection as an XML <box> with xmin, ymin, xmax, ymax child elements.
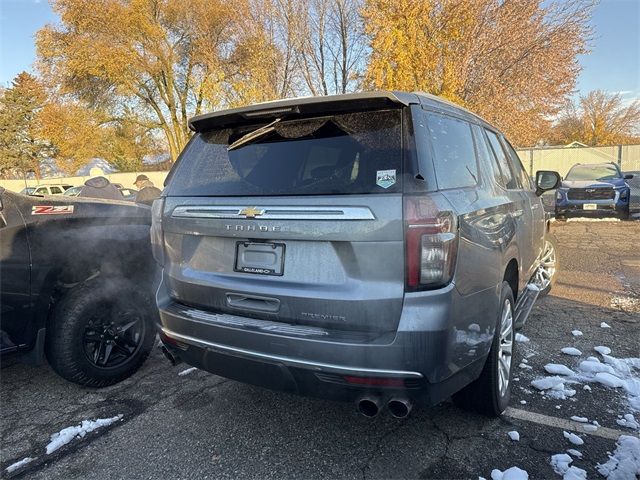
<box><xmin>425</xmin><ymin>112</ymin><xmax>478</xmax><ymax>190</ymax></box>
<box><xmin>485</xmin><ymin>129</ymin><xmax>519</xmax><ymax>190</ymax></box>
<box><xmin>500</xmin><ymin>137</ymin><xmax>532</xmax><ymax>190</ymax></box>
<box><xmin>166</xmin><ymin>109</ymin><xmax>403</xmax><ymax>196</ymax></box>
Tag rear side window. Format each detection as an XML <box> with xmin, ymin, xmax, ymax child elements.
<box><xmin>425</xmin><ymin>112</ymin><xmax>478</xmax><ymax>190</ymax></box>
<box><xmin>471</xmin><ymin>124</ymin><xmax>502</xmax><ymax>186</ymax></box>
<box><xmin>167</xmin><ymin>110</ymin><xmax>402</xmax><ymax>196</ymax></box>
<box><xmin>50</xmin><ymin>186</ymin><xmax>62</xmax><ymax>194</ymax></box>
<box><xmin>500</xmin><ymin>137</ymin><xmax>532</xmax><ymax>190</ymax></box>
<box><xmin>485</xmin><ymin>130</ymin><xmax>518</xmax><ymax>189</ymax></box>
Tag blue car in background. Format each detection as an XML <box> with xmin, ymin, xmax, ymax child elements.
<box><xmin>555</xmin><ymin>162</ymin><xmax>633</xmax><ymax>220</ymax></box>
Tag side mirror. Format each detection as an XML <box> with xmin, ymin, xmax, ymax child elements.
<box><xmin>624</xmin><ymin>173</ymin><xmax>634</xmax><ymax>180</ymax></box>
<box><xmin>535</xmin><ymin>170</ymin><xmax>561</xmax><ymax>196</ymax></box>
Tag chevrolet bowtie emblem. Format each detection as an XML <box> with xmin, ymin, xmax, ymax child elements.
<box><xmin>239</xmin><ymin>207</ymin><xmax>265</xmax><ymax>218</ymax></box>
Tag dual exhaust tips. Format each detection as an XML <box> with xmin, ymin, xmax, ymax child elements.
<box><xmin>357</xmin><ymin>396</ymin><xmax>412</xmax><ymax>419</ymax></box>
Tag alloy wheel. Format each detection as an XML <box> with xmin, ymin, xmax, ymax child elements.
<box><xmin>497</xmin><ymin>299</ymin><xmax>514</xmax><ymax>397</ymax></box>
<box><xmin>536</xmin><ymin>240</ymin><xmax>557</xmax><ymax>290</ymax></box>
<box><xmin>83</xmin><ymin>307</ymin><xmax>145</xmax><ymax>369</ymax></box>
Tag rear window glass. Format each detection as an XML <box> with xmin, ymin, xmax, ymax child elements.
<box><xmin>425</xmin><ymin>112</ymin><xmax>478</xmax><ymax>190</ymax></box>
<box><xmin>167</xmin><ymin>110</ymin><xmax>402</xmax><ymax>196</ymax></box>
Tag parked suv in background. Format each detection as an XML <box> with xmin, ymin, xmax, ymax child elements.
<box><xmin>555</xmin><ymin>162</ymin><xmax>633</xmax><ymax>220</ymax></box>
<box><xmin>153</xmin><ymin>92</ymin><xmax>560</xmax><ymax>418</ymax></box>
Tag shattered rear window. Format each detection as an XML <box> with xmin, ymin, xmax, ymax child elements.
<box><xmin>166</xmin><ymin>109</ymin><xmax>403</xmax><ymax>196</ymax></box>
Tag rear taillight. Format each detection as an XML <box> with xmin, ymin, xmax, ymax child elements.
<box><xmin>404</xmin><ymin>195</ymin><xmax>458</xmax><ymax>291</ymax></box>
<box><xmin>150</xmin><ymin>198</ymin><xmax>165</xmax><ymax>266</ymax></box>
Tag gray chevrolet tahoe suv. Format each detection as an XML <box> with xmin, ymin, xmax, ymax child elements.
<box><xmin>153</xmin><ymin>91</ymin><xmax>561</xmax><ymax>418</ymax></box>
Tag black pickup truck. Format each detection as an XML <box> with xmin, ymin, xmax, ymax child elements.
<box><xmin>0</xmin><ymin>187</ymin><xmax>158</xmax><ymax>386</ymax></box>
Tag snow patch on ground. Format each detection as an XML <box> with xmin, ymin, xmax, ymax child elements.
<box><xmin>571</xmin><ymin>330</ymin><xmax>583</xmax><ymax>337</ymax></box>
<box><xmin>5</xmin><ymin>457</ymin><xmax>35</xmax><ymax>473</ymax></box>
<box><xmin>561</xmin><ymin>347</ymin><xmax>582</xmax><ymax>356</ymax></box>
<box><xmin>46</xmin><ymin>415</ymin><xmax>123</xmax><ymax>454</ymax></box>
<box><xmin>570</xmin><ymin>416</ymin><xmax>588</xmax><ymax>423</ymax></box>
<box><xmin>545</xmin><ymin>364</ymin><xmax>576</xmax><ymax>376</ymax></box>
<box><xmin>595</xmin><ymin>346</ymin><xmax>612</xmax><ymax>356</ymax></box>
<box><xmin>515</xmin><ymin>333</ymin><xmax>530</xmax><ymax>343</ymax></box>
<box><xmin>490</xmin><ymin>466</ymin><xmax>529</xmax><ymax>480</ymax></box>
<box><xmin>597</xmin><ymin>435</ymin><xmax>640</xmax><ymax>480</ymax></box>
<box><xmin>616</xmin><ymin>413</ymin><xmax>639</xmax><ymax>430</ymax></box>
<box><xmin>567</xmin><ymin>449</ymin><xmax>582</xmax><ymax>458</ymax></box>
<box><xmin>562</xmin><ymin>466</ymin><xmax>587</xmax><ymax>480</ymax></box>
<box><xmin>600</xmin><ymin>322</ymin><xmax>611</xmax><ymax>328</ymax></box>
<box><xmin>563</xmin><ymin>431</ymin><xmax>584</xmax><ymax>446</ymax></box>
<box><xmin>507</xmin><ymin>431</ymin><xmax>520</xmax><ymax>441</ymax></box>
<box><xmin>550</xmin><ymin>453</ymin><xmax>587</xmax><ymax>480</ymax></box>
<box><xmin>531</xmin><ymin>350</ymin><xmax>640</xmax><ymax>411</ymax></box>
<box><xmin>531</xmin><ymin>376</ymin><xmax>577</xmax><ymax>399</ymax></box>
<box><xmin>178</xmin><ymin>367</ymin><xmax>198</xmax><ymax>376</ymax></box>
<box><xmin>595</xmin><ymin>372</ymin><xmax>625</xmax><ymax>388</ymax></box>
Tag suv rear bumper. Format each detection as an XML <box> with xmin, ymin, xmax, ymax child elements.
<box><xmin>157</xmin><ymin>280</ymin><xmax>497</xmax><ymax>405</ymax></box>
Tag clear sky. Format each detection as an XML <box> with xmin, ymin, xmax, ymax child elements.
<box><xmin>0</xmin><ymin>0</ymin><xmax>638</xmax><ymax>103</ymax></box>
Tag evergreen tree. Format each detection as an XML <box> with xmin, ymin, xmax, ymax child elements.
<box><xmin>0</xmin><ymin>72</ymin><xmax>51</xmax><ymax>179</ymax></box>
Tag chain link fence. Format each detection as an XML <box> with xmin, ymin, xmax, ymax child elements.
<box><xmin>516</xmin><ymin>144</ymin><xmax>640</xmax><ymax>215</ymax></box>
<box><xmin>516</xmin><ymin>144</ymin><xmax>640</xmax><ymax>177</ymax></box>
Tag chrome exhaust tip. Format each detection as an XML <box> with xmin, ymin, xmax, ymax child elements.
<box><xmin>387</xmin><ymin>398</ymin><xmax>412</xmax><ymax>419</ymax></box>
<box><xmin>357</xmin><ymin>396</ymin><xmax>382</xmax><ymax>418</ymax></box>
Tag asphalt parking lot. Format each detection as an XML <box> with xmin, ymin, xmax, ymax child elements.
<box><xmin>2</xmin><ymin>220</ymin><xmax>639</xmax><ymax>479</ymax></box>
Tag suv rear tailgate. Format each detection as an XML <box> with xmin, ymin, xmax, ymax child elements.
<box><xmin>162</xmin><ymin>194</ymin><xmax>404</xmax><ymax>333</ymax></box>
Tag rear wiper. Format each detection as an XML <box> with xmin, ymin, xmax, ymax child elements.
<box><xmin>227</xmin><ymin>118</ymin><xmax>281</xmax><ymax>151</ymax></box>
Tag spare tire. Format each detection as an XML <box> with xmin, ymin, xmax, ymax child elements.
<box><xmin>45</xmin><ymin>277</ymin><xmax>157</xmax><ymax>387</ymax></box>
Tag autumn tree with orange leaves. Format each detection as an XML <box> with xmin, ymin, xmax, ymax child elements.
<box><xmin>37</xmin><ymin>0</ymin><xmax>285</xmax><ymax>161</ymax></box>
<box><xmin>27</xmin><ymin>0</ymin><xmax>601</xmax><ymax>175</ymax></box>
<box><xmin>551</xmin><ymin>90</ymin><xmax>640</xmax><ymax>146</ymax></box>
<box><xmin>362</xmin><ymin>0</ymin><xmax>594</xmax><ymax>146</ymax></box>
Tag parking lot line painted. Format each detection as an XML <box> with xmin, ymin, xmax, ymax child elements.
<box><xmin>505</xmin><ymin>408</ymin><xmax>635</xmax><ymax>440</ymax></box>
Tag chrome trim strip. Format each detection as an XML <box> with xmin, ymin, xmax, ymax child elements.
<box><xmin>161</xmin><ymin>328</ymin><xmax>424</xmax><ymax>379</ymax></box>
<box><xmin>182</xmin><ymin>308</ymin><xmax>329</xmax><ymax>337</ymax></box>
<box><xmin>171</xmin><ymin>205</ymin><xmax>375</xmax><ymax>221</ymax></box>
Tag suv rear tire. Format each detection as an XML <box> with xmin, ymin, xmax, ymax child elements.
<box><xmin>45</xmin><ymin>277</ymin><xmax>156</xmax><ymax>387</ymax></box>
<box><xmin>452</xmin><ymin>281</ymin><xmax>514</xmax><ymax>417</ymax></box>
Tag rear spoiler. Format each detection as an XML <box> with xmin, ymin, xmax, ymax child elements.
<box><xmin>188</xmin><ymin>91</ymin><xmax>420</xmax><ymax>132</ymax></box>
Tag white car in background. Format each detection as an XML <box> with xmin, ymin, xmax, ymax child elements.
<box><xmin>20</xmin><ymin>184</ymin><xmax>74</xmax><ymax>196</ymax></box>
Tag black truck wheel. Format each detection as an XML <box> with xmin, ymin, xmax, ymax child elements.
<box><xmin>452</xmin><ymin>281</ymin><xmax>515</xmax><ymax>417</ymax></box>
<box><xmin>46</xmin><ymin>277</ymin><xmax>156</xmax><ymax>387</ymax></box>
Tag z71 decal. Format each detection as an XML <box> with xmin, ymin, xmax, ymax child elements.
<box><xmin>31</xmin><ymin>205</ymin><xmax>75</xmax><ymax>215</ymax></box>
